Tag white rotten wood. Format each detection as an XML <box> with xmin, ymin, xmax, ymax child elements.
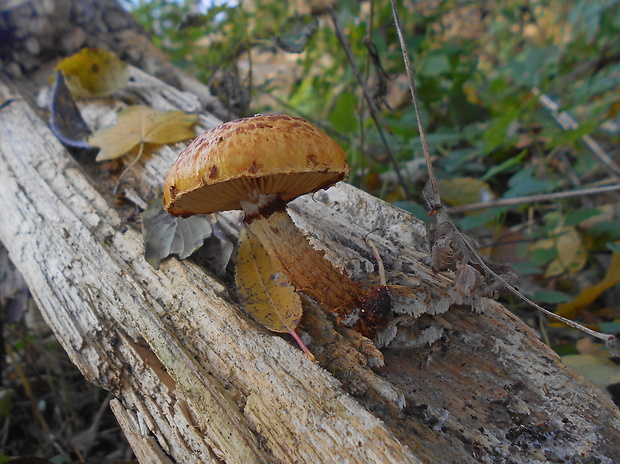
<box><xmin>0</xmin><ymin>82</ymin><xmax>418</xmax><ymax>462</ymax></box>
<box><xmin>1</xmin><ymin>69</ymin><xmax>619</xmax><ymax>464</ymax></box>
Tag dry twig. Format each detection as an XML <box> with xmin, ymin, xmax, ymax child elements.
<box><xmin>328</xmin><ymin>7</ymin><xmax>411</xmax><ymax>200</ymax></box>
<box><xmin>532</xmin><ymin>87</ymin><xmax>620</xmax><ymax>179</ymax></box>
<box><xmin>447</xmin><ymin>183</ymin><xmax>620</xmax><ymax>214</ymax></box>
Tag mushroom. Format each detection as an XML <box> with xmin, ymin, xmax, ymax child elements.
<box><xmin>163</xmin><ymin>114</ymin><xmax>390</xmax><ymax>336</ymax></box>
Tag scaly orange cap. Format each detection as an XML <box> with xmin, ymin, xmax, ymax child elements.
<box><xmin>164</xmin><ymin>114</ymin><xmax>349</xmax><ymax>216</ymax></box>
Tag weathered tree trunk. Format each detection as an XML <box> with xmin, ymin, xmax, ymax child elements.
<box><xmin>1</xmin><ymin>1</ymin><xmax>619</xmax><ymax>463</ymax></box>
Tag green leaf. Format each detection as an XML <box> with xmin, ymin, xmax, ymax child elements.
<box><xmin>606</xmin><ymin>242</ymin><xmax>620</xmax><ymax>253</ymax></box>
<box><xmin>483</xmin><ymin>111</ymin><xmax>519</xmax><ymax>153</ymax></box>
<box><xmin>328</xmin><ymin>91</ymin><xmax>358</xmax><ymax>134</ymax></box>
<box><xmin>565</xmin><ymin>209</ymin><xmax>603</xmax><ymax>227</ymax></box>
<box><xmin>504</xmin><ymin>166</ymin><xmax>555</xmax><ymax>198</ymax></box>
<box><xmin>600</xmin><ymin>321</ymin><xmax>620</xmax><ymax>333</ymax></box>
<box><xmin>421</xmin><ymin>53</ymin><xmax>451</xmax><ymax>77</ymax></box>
<box><xmin>457</xmin><ymin>207</ymin><xmax>508</xmax><ymax>231</ymax></box>
<box><xmin>590</xmin><ymin>220</ymin><xmax>620</xmax><ymax>239</ymax></box>
<box><xmin>394</xmin><ymin>201</ymin><xmax>433</xmax><ymax>227</ymax></box>
<box><xmin>532</xmin><ymin>290</ymin><xmax>573</xmax><ymax>304</ymax></box>
<box><xmin>530</xmin><ymin>247</ymin><xmax>559</xmax><ymax>266</ymax></box>
<box><xmin>481</xmin><ymin>150</ymin><xmax>527</xmax><ymax>181</ymax></box>
<box><xmin>562</xmin><ymin>354</ymin><xmax>620</xmax><ymax>389</ymax></box>
<box><xmin>507</xmin><ymin>46</ymin><xmax>560</xmax><ymax>87</ymax></box>
<box><xmin>512</xmin><ymin>261</ymin><xmax>543</xmax><ymax>275</ymax></box>
<box><xmin>0</xmin><ymin>389</ymin><xmax>14</xmax><ymax>417</ymax></box>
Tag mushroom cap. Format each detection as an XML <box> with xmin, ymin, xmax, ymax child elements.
<box><xmin>164</xmin><ymin>114</ymin><xmax>350</xmax><ymax>216</ymax></box>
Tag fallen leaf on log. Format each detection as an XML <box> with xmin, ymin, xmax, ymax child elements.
<box><xmin>49</xmin><ymin>71</ymin><xmax>96</xmax><ymax>156</ymax></box>
<box><xmin>55</xmin><ymin>48</ymin><xmax>129</xmax><ymax>97</ymax></box>
<box><xmin>88</xmin><ymin>105</ymin><xmax>197</xmax><ymax>161</ymax></box>
<box><xmin>141</xmin><ymin>196</ymin><xmax>212</xmax><ymax>269</ymax></box>
<box><xmin>236</xmin><ymin>227</ymin><xmax>312</xmax><ymax>357</ymax></box>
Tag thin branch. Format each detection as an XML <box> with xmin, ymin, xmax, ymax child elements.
<box><xmin>114</xmin><ymin>142</ymin><xmax>145</xmax><ymax>194</ymax></box>
<box><xmin>446</xmin><ymin>184</ymin><xmax>620</xmax><ymax>214</ymax></box>
<box><xmin>470</xmin><ymin>246</ymin><xmax>617</xmax><ymax>351</ymax></box>
<box><xmin>328</xmin><ymin>7</ymin><xmax>412</xmax><ymax>200</ymax></box>
<box><xmin>532</xmin><ymin>87</ymin><xmax>620</xmax><ymax>179</ymax></box>
<box><xmin>355</xmin><ymin>0</ymin><xmax>375</xmax><ymax>190</ymax></box>
<box><xmin>389</xmin><ymin>0</ymin><xmax>440</xmax><ymax>207</ymax></box>
<box><xmin>366</xmin><ymin>238</ymin><xmax>387</xmax><ymax>286</ymax></box>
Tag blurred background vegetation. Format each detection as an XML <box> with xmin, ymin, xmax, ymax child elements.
<box><xmin>123</xmin><ymin>0</ymin><xmax>620</xmax><ymax>358</ymax></box>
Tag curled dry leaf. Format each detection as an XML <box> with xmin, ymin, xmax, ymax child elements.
<box><xmin>49</xmin><ymin>71</ymin><xmax>96</xmax><ymax>155</ymax></box>
<box><xmin>430</xmin><ymin>208</ymin><xmax>519</xmax><ymax>298</ymax></box>
<box><xmin>88</xmin><ymin>105</ymin><xmax>197</xmax><ymax>161</ymax></box>
<box><xmin>236</xmin><ymin>227</ymin><xmax>313</xmax><ymax>358</ymax></box>
<box><xmin>55</xmin><ymin>48</ymin><xmax>128</xmax><ymax>97</ymax></box>
<box><xmin>141</xmin><ymin>197</ymin><xmax>213</xmax><ymax>269</ymax></box>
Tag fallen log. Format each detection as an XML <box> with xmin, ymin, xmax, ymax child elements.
<box><xmin>0</xmin><ymin>5</ymin><xmax>619</xmax><ymax>463</ymax></box>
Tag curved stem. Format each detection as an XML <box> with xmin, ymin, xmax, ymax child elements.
<box><xmin>247</xmin><ymin>210</ymin><xmax>363</xmax><ymax>321</ymax></box>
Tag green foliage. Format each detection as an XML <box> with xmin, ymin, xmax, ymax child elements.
<box><xmin>532</xmin><ymin>290</ymin><xmax>573</xmax><ymax>304</ymax></box>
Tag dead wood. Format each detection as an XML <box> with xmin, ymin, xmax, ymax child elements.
<box><xmin>0</xmin><ymin>2</ymin><xmax>619</xmax><ymax>463</ymax></box>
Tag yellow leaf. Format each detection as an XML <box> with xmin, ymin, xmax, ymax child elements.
<box><xmin>438</xmin><ymin>177</ymin><xmax>494</xmax><ymax>206</ymax></box>
<box><xmin>88</xmin><ymin>105</ymin><xmax>197</xmax><ymax>161</ymax></box>
<box><xmin>531</xmin><ymin>225</ymin><xmax>588</xmax><ymax>278</ymax></box>
<box><xmin>556</xmin><ymin>251</ymin><xmax>620</xmax><ymax>319</ymax></box>
<box><xmin>235</xmin><ymin>227</ymin><xmax>303</xmax><ymax>334</ymax></box>
<box><xmin>55</xmin><ymin>48</ymin><xmax>128</xmax><ymax>97</ymax></box>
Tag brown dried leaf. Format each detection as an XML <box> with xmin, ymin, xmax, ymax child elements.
<box><xmin>88</xmin><ymin>105</ymin><xmax>197</xmax><ymax>161</ymax></box>
<box><xmin>235</xmin><ymin>227</ymin><xmax>303</xmax><ymax>334</ymax></box>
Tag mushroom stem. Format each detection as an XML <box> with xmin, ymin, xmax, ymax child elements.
<box><xmin>243</xmin><ymin>207</ymin><xmax>364</xmax><ymax>322</ymax></box>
